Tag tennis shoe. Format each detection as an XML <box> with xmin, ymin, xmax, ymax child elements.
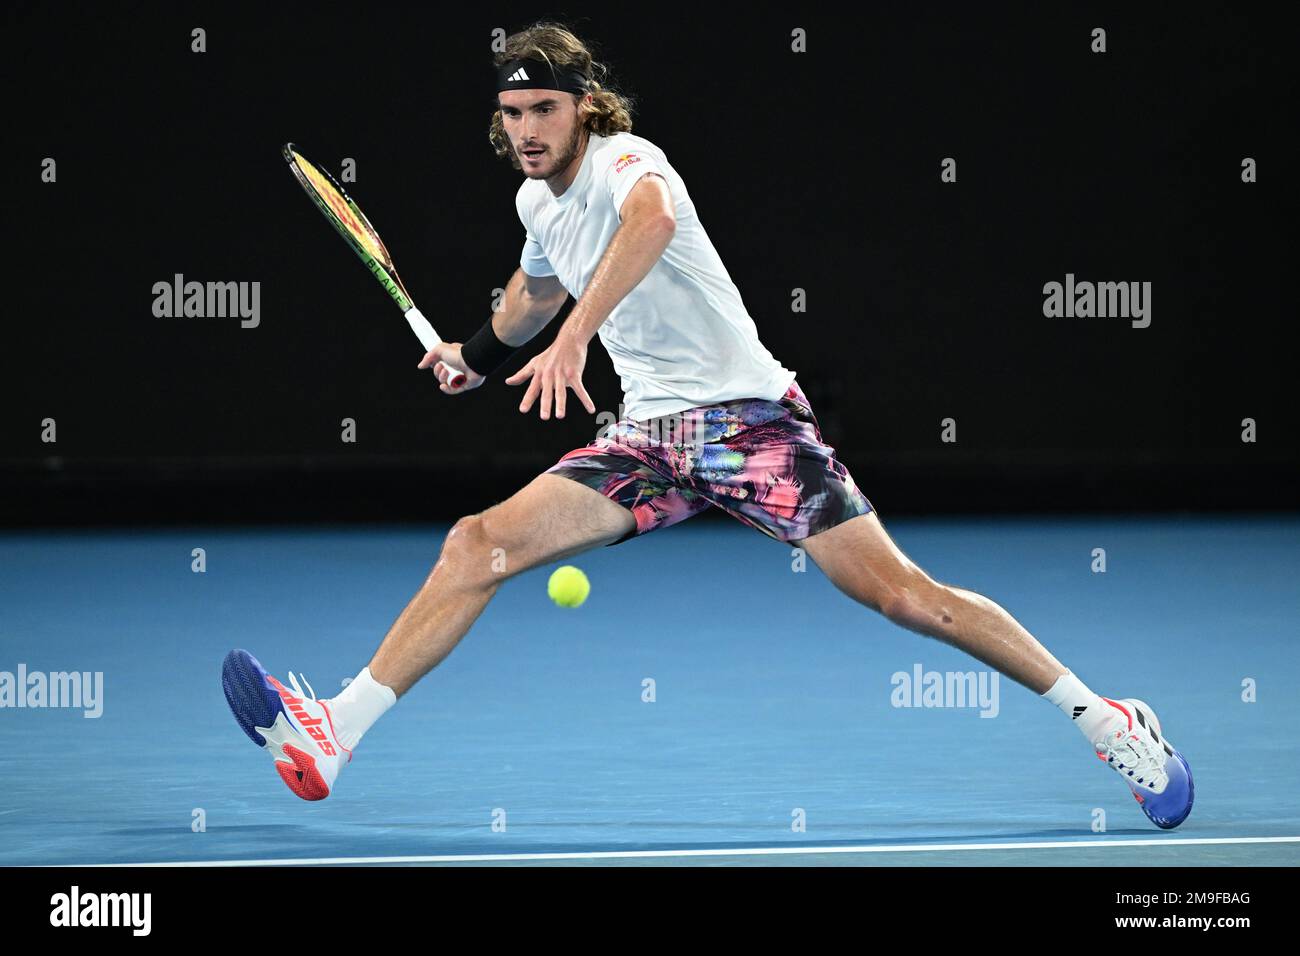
<box><xmin>1093</xmin><ymin>697</ymin><xmax>1193</xmax><ymax>829</ymax></box>
<box><xmin>221</xmin><ymin>648</ymin><xmax>351</xmax><ymax>801</ymax></box>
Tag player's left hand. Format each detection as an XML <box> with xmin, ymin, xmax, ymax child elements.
<box><xmin>505</xmin><ymin>332</ymin><xmax>596</xmax><ymax>420</ymax></box>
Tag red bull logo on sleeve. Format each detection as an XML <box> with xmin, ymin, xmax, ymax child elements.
<box><xmin>613</xmin><ymin>153</ymin><xmax>643</xmax><ymax>174</ymax></box>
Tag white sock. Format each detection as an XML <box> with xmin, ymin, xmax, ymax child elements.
<box><xmin>1042</xmin><ymin>670</ymin><xmax>1116</xmax><ymax>742</ymax></box>
<box><xmin>327</xmin><ymin>667</ymin><xmax>397</xmax><ymax>751</ymax></box>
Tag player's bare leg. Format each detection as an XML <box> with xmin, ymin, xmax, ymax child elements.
<box><xmin>797</xmin><ymin>512</ymin><xmax>1064</xmax><ymax>692</ymax></box>
<box><xmin>222</xmin><ymin>473</ymin><xmax>633</xmax><ymax>800</ymax></box>
<box><xmin>368</xmin><ymin>473</ymin><xmax>635</xmax><ymax>696</ymax></box>
<box><xmin>797</xmin><ymin>511</ymin><xmax>1194</xmax><ymax>827</ymax></box>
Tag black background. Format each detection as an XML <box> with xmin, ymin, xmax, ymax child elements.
<box><xmin>0</xmin><ymin>864</ymin><xmax>1283</xmax><ymax>937</ymax></box>
<box><xmin>2</xmin><ymin>6</ymin><xmax>1294</xmax><ymax>524</ymax></box>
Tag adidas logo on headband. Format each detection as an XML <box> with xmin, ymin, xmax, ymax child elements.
<box><xmin>495</xmin><ymin>58</ymin><xmax>590</xmax><ymax>95</ymax></box>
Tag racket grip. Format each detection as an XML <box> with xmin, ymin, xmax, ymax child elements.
<box><xmin>406</xmin><ymin>307</ymin><xmax>467</xmax><ymax>388</ymax></box>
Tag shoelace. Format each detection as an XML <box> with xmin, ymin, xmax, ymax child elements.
<box><xmin>284</xmin><ymin>671</ymin><xmax>349</xmax><ymax>760</ymax></box>
<box><xmin>286</xmin><ymin>671</ymin><xmax>317</xmax><ymax>702</ymax></box>
<box><xmin>1096</xmin><ymin>725</ymin><xmax>1167</xmax><ymax>788</ymax></box>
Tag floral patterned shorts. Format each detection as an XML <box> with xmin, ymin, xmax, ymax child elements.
<box><xmin>545</xmin><ymin>380</ymin><xmax>873</xmax><ymax>545</ymax></box>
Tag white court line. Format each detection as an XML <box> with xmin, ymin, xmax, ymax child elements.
<box><xmin>61</xmin><ymin>835</ymin><xmax>1300</xmax><ymax>867</ymax></box>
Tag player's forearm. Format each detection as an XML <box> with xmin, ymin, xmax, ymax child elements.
<box><xmin>559</xmin><ymin>216</ymin><xmax>675</xmax><ymax>344</ymax></box>
<box><xmin>492</xmin><ymin>269</ymin><xmax>564</xmax><ymax>346</ymax></box>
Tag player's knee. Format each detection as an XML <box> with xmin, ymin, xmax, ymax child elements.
<box><xmin>436</xmin><ymin>514</ymin><xmax>493</xmax><ymax>580</ymax></box>
<box><xmin>837</xmin><ymin>561</ymin><xmax>923</xmax><ymax>621</ymax></box>
<box><xmin>864</xmin><ymin>565</ymin><xmax>920</xmax><ymax>620</ymax></box>
<box><xmin>446</xmin><ymin>513</ymin><xmax>483</xmax><ymax>546</ymax></box>
<box><xmin>880</xmin><ymin>576</ymin><xmax>954</xmax><ymax>634</ymax></box>
<box><xmin>876</xmin><ymin>586</ymin><xmax>915</xmax><ymax>626</ymax></box>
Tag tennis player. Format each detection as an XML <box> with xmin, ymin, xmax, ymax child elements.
<box><xmin>223</xmin><ymin>23</ymin><xmax>1193</xmax><ymax>828</ymax></box>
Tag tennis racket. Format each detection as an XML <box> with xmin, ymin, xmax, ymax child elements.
<box><xmin>282</xmin><ymin>143</ymin><xmax>466</xmax><ymax>387</ymax></box>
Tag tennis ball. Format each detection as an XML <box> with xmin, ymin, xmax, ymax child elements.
<box><xmin>547</xmin><ymin>565</ymin><xmax>590</xmax><ymax>608</ymax></box>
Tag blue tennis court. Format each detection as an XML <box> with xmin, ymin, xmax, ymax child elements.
<box><xmin>1</xmin><ymin>515</ymin><xmax>1296</xmax><ymax>866</ymax></box>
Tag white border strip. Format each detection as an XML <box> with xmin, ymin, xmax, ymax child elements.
<box><xmin>59</xmin><ymin>835</ymin><xmax>1300</xmax><ymax>867</ymax></box>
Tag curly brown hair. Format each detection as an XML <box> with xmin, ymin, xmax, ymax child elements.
<box><xmin>489</xmin><ymin>21</ymin><xmax>635</xmax><ymax>169</ymax></box>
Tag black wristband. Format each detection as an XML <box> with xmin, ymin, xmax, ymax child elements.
<box><xmin>459</xmin><ymin>319</ymin><xmax>518</xmax><ymax>378</ymax></box>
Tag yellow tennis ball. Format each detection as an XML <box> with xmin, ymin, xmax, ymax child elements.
<box><xmin>547</xmin><ymin>565</ymin><xmax>590</xmax><ymax>608</ymax></box>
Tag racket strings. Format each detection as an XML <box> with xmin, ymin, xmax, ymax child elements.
<box><xmin>292</xmin><ymin>152</ymin><xmax>391</xmax><ymax>267</ymax></box>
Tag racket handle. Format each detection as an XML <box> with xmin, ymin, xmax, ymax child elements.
<box><xmin>406</xmin><ymin>307</ymin><xmax>467</xmax><ymax>388</ymax></box>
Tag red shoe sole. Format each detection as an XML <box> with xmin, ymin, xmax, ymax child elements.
<box><xmin>275</xmin><ymin>744</ymin><xmax>331</xmax><ymax>801</ymax></box>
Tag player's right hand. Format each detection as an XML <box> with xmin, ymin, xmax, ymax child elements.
<box><xmin>417</xmin><ymin>343</ymin><xmax>484</xmax><ymax>395</ymax></box>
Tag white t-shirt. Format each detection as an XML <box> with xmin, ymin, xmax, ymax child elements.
<box><xmin>516</xmin><ymin>131</ymin><xmax>796</xmax><ymax>421</ymax></box>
